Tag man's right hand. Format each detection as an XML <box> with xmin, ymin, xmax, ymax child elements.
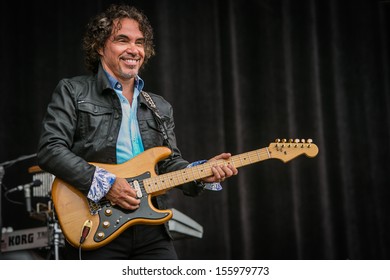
<box><xmin>105</xmin><ymin>177</ymin><xmax>140</xmax><ymax>210</ymax></box>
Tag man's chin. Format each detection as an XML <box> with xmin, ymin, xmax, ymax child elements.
<box><xmin>120</xmin><ymin>71</ymin><xmax>138</xmax><ymax>80</ymax></box>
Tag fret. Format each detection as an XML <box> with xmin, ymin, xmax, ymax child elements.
<box><xmin>237</xmin><ymin>152</ymin><xmax>250</xmax><ymax>167</ymax></box>
<box><xmin>172</xmin><ymin>172</ymin><xmax>179</xmax><ymax>186</ymax></box>
<box><xmin>256</xmin><ymin>149</ymin><xmax>262</xmax><ymax>161</ymax></box>
<box><xmin>158</xmin><ymin>174</ymin><xmax>168</xmax><ymax>189</ymax></box>
<box><xmin>188</xmin><ymin>168</ymin><xmax>196</xmax><ymax>182</ymax></box>
<box><xmin>238</xmin><ymin>154</ymin><xmax>244</xmax><ymax>167</ymax></box>
<box><xmin>265</xmin><ymin>147</ymin><xmax>271</xmax><ymax>158</ymax></box>
<box><xmin>150</xmin><ymin>178</ymin><xmax>158</xmax><ymax>192</ymax></box>
<box><xmin>232</xmin><ymin>157</ymin><xmax>240</xmax><ymax>168</ymax></box>
<box><xmin>195</xmin><ymin>165</ymin><xmax>203</xmax><ymax>179</ymax></box>
<box><xmin>247</xmin><ymin>151</ymin><xmax>254</xmax><ymax>164</ymax></box>
<box><xmin>167</xmin><ymin>175</ymin><xmax>172</xmax><ymax>186</ymax></box>
<box><xmin>143</xmin><ymin>178</ymin><xmax>151</xmax><ymax>193</ymax></box>
<box><xmin>180</xmin><ymin>169</ymin><xmax>189</xmax><ymax>184</ymax></box>
<box><xmin>246</xmin><ymin>152</ymin><xmax>252</xmax><ymax>164</ymax></box>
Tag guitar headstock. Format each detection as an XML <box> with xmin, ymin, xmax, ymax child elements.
<box><xmin>268</xmin><ymin>138</ymin><xmax>319</xmax><ymax>163</ymax></box>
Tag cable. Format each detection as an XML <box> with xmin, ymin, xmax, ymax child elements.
<box><xmin>78</xmin><ymin>245</ymin><xmax>82</xmax><ymax>260</ymax></box>
<box><xmin>78</xmin><ymin>220</ymin><xmax>92</xmax><ymax>260</ymax></box>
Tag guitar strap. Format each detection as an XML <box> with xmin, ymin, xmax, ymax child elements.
<box><xmin>141</xmin><ymin>91</ymin><xmax>172</xmax><ymax>150</ymax></box>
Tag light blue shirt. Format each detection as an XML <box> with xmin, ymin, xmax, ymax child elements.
<box><xmin>107</xmin><ymin>74</ymin><xmax>145</xmax><ymax>163</ymax></box>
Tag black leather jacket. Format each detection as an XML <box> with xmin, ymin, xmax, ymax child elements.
<box><xmin>37</xmin><ymin>64</ymin><xmax>203</xmax><ymax>205</ymax></box>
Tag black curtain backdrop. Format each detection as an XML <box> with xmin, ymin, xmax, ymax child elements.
<box><xmin>1</xmin><ymin>0</ymin><xmax>389</xmax><ymax>260</ymax></box>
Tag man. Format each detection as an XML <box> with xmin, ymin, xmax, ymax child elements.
<box><xmin>37</xmin><ymin>4</ymin><xmax>237</xmax><ymax>260</ymax></box>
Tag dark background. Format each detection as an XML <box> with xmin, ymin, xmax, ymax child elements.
<box><xmin>1</xmin><ymin>0</ymin><xmax>390</xmax><ymax>260</ymax></box>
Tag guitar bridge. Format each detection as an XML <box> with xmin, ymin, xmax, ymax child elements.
<box><xmin>88</xmin><ymin>200</ymin><xmax>103</xmax><ymax>215</ymax></box>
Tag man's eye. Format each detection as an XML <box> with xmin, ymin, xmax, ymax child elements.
<box><xmin>112</xmin><ymin>36</ymin><xmax>128</xmax><ymax>43</ymax></box>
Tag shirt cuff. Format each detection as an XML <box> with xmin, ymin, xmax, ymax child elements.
<box><xmin>87</xmin><ymin>166</ymin><xmax>116</xmax><ymax>202</ymax></box>
<box><xmin>187</xmin><ymin>160</ymin><xmax>223</xmax><ymax>191</ymax></box>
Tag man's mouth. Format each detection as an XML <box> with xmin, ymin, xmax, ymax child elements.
<box><xmin>122</xmin><ymin>58</ymin><xmax>139</xmax><ymax>66</ymax></box>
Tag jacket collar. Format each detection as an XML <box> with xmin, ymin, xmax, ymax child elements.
<box><xmin>96</xmin><ymin>63</ymin><xmax>114</xmax><ymax>95</ymax></box>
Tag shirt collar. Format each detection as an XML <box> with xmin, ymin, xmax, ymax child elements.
<box><xmin>103</xmin><ymin>69</ymin><xmax>144</xmax><ymax>93</ymax></box>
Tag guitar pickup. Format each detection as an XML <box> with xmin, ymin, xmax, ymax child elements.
<box><xmin>132</xmin><ymin>180</ymin><xmax>143</xmax><ymax>198</ymax></box>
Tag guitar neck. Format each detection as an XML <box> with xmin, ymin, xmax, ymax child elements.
<box><xmin>143</xmin><ymin>147</ymin><xmax>270</xmax><ymax>195</ymax></box>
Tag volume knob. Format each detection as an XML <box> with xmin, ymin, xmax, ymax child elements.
<box><xmin>96</xmin><ymin>232</ymin><xmax>105</xmax><ymax>240</ymax></box>
<box><xmin>105</xmin><ymin>209</ymin><xmax>112</xmax><ymax>216</ymax></box>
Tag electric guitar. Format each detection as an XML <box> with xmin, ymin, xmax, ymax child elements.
<box><xmin>51</xmin><ymin>139</ymin><xmax>319</xmax><ymax>250</ymax></box>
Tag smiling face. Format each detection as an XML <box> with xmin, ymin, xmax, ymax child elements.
<box><xmin>99</xmin><ymin>18</ymin><xmax>145</xmax><ymax>83</ymax></box>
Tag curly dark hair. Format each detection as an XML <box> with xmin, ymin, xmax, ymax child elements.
<box><xmin>82</xmin><ymin>4</ymin><xmax>155</xmax><ymax>74</ymax></box>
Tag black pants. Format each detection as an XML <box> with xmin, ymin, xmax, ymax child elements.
<box><xmin>63</xmin><ymin>224</ymin><xmax>178</xmax><ymax>260</ymax></box>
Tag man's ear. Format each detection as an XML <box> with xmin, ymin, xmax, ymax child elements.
<box><xmin>97</xmin><ymin>47</ymin><xmax>104</xmax><ymax>56</ymax></box>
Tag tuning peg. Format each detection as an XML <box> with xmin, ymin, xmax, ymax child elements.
<box><xmin>289</xmin><ymin>139</ymin><xmax>293</xmax><ymax>143</ymax></box>
<box><xmin>301</xmin><ymin>139</ymin><xmax>306</xmax><ymax>143</ymax></box>
<box><xmin>282</xmin><ymin>139</ymin><xmax>287</xmax><ymax>143</ymax></box>
<box><xmin>307</xmin><ymin>139</ymin><xmax>313</xmax><ymax>147</ymax></box>
<box><xmin>294</xmin><ymin>139</ymin><xmax>300</xmax><ymax>143</ymax></box>
<box><xmin>275</xmin><ymin>138</ymin><xmax>281</xmax><ymax>143</ymax></box>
